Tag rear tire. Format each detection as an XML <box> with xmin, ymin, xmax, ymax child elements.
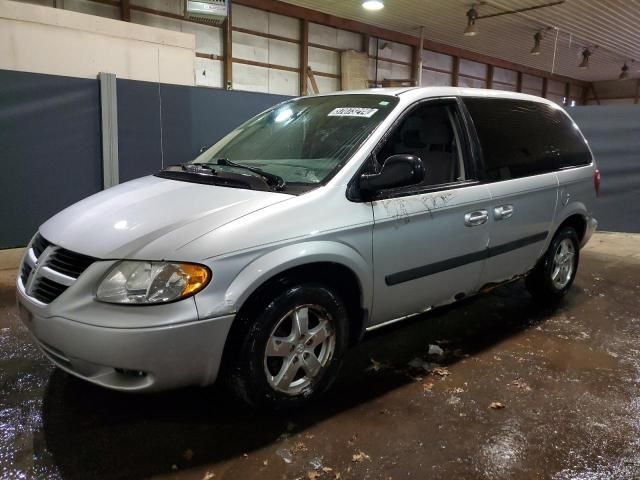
<box><xmin>227</xmin><ymin>283</ymin><xmax>349</xmax><ymax>409</ymax></box>
<box><xmin>526</xmin><ymin>226</ymin><xmax>580</xmax><ymax>302</ymax></box>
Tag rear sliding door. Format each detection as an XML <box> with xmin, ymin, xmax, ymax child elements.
<box><xmin>462</xmin><ymin>98</ymin><xmax>559</xmax><ymax>285</ymax></box>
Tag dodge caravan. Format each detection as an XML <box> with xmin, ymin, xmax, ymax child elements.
<box><xmin>16</xmin><ymin>87</ymin><xmax>598</xmax><ymax>408</ymax></box>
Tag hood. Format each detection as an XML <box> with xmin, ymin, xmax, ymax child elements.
<box><xmin>39</xmin><ymin>176</ymin><xmax>293</xmax><ymax>259</ymax></box>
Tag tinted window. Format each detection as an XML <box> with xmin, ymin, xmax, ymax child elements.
<box><xmin>464</xmin><ymin>98</ymin><xmax>591</xmax><ymax>181</ymax></box>
<box><xmin>377</xmin><ymin>103</ymin><xmax>464</xmax><ymax>187</ymax></box>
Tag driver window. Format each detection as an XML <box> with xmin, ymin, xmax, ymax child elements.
<box><xmin>377</xmin><ymin>103</ymin><xmax>464</xmax><ymax>187</ymax></box>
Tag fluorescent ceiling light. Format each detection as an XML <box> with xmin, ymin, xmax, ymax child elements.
<box><xmin>362</xmin><ymin>0</ymin><xmax>384</xmax><ymax>11</ymax></box>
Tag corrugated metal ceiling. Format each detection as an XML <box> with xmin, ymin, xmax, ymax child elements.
<box><xmin>280</xmin><ymin>0</ymin><xmax>640</xmax><ymax>81</ymax></box>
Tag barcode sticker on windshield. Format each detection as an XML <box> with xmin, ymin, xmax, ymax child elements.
<box><xmin>328</xmin><ymin>107</ymin><xmax>378</xmax><ymax>118</ymax></box>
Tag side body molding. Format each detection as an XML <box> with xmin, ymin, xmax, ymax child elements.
<box><xmin>224</xmin><ymin>241</ymin><xmax>373</xmax><ymax>319</ymax></box>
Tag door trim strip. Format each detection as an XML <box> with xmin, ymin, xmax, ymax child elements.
<box><xmin>385</xmin><ymin>231</ymin><xmax>548</xmax><ymax>286</ymax></box>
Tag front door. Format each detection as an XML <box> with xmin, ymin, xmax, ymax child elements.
<box><xmin>368</xmin><ymin>99</ymin><xmax>492</xmax><ymax>325</ymax></box>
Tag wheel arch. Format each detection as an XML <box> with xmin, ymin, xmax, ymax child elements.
<box><xmin>224</xmin><ymin>241</ymin><xmax>372</xmax><ymax>345</ymax></box>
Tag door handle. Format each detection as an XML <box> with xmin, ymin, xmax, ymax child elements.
<box><xmin>464</xmin><ymin>210</ymin><xmax>488</xmax><ymax>227</ymax></box>
<box><xmin>494</xmin><ymin>204</ymin><xmax>514</xmax><ymax>220</ymax></box>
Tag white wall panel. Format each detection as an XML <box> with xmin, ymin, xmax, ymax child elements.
<box><xmin>337</xmin><ymin>29</ymin><xmax>361</xmax><ymax>51</ymax></box>
<box><xmin>314</xmin><ymin>75</ymin><xmax>340</xmax><ymax>94</ymax></box>
<box><xmin>233</xmin><ymin>30</ymin><xmax>268</xmax><ymax>63</ymax></box>
<box><xmin>232</xmin><ymin>4</ymin><xmax>268</xmax><ymax>33</ymax></box>
<box><xmin>423</xmin><ymin>50</ymin><xmax>453</xmax><ymax>72</ymax></box>
<box><xmin>269</xmin><ymin>69</ymin><xmax>298</xmax><ymax>96</ymax></box>
<box><xmin>522</xmin><ymin>74</ymin><xmax>542</xmax><ymax>91</ymax></box>
<box><xmin>130</xmin><ymin>10</ymin><xmax>182</xmax><ymax>31</ymax></box>
<box><xmin>493</xmin><ymin>67</ymin><xmax>517</xmax><ymax>85</ymax></box>
<box><xmin>182</xmin><ymin>22</ymin><xmax>222</xmax><ymax>56</ymax></box>
<box><xmin>422</xmin><ymin>69</ymin><xmax>451</xmax><ymax>87</ymax></box>
<box><xmin>548</xmin><ymin>79</ymin><xmax>565</xmax><ymax>96</ymax></box>
<box><xmin>459</xmin><ymin>58</ymin><xmax>486</xmax><ymax>78</ymax></box>
<box><xmin>195</xmin><ymin>57</ymin><xmax>223</xmax><ymax>88</ymax></box>
<box><xmin>233</xmin><ymin>62</ymin><xmax>268</xmax><ymax>92</ymax></box>
<box><xmin>0</xmin><ymin>1</ymin><xmax>194</xmax><ymax>85</ymax></box>
<box><xmin>268</xmin><ymin>12</ymin><xmax>299</xmax><ymax>39</ymax></box>
<box><xmin>269</xmin><ymin>38</ymin><xmax>298</xmax><ymax>68</ymax></box>
<box><xmin>309</xmin><ymin>46</ymin><xmax>338</xmax><ymax>75</ymax></box>
<box><xmin>309</xmin><ymin>22</ymin><xmax>337</xmax><ymax>47</ymax></box>
<box><xmin>458</xmin><ymin>76</ymin><xmax>485</xmax><ymax>88</ymax></box>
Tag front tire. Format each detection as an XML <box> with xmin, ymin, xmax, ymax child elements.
<box><xmin>228</xmin><ymin>283</ymin><xmax>348</xmax><ymax>409</ymax></box>
<box><xmin>526</xmin><ymin>226</ymin><xmax>580</xmax><ymax>302</ymax></box>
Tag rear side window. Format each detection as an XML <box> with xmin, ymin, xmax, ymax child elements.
<box><xmin>464</xmin><ymin>98</ymin><xmax>591</xmax><ymax>181</ymax></box>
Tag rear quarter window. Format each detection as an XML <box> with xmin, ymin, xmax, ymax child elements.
<box><xmin>463</xmin><ymin>98</ymin><xmax>591</xmax><ymax>181</ymax></box>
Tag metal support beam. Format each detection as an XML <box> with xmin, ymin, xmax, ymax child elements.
<box><xmin>486</xmin><ymin>64</ymin><xmax>494</xmax><ymax>89</ymax></box>
<box><xmin>635</xmin><ymin>80</ymin><xmax>640</xmax><ymax>105</ymax></box>
<box><xmin>542</xmin><ymin>77</ymin><xmax>548</xmax><ymax>98</ymax></box>
<box><xmin>413</xmin><ymin>26</ymin><xmax>425</xmax><ymax>87</ymax></box>
<box><xmin>452</xmin><ymin>57</ymin><xmax>459</xmax><ymax>87</ymax></box>
<box><xmin>98</xmin><ymin>72</ymin><xmax>119</xmax><ymax>189</ymax></box>
<box><xmin>121</xmin><ymin>0</ymin><xmax>131</xmax><ymax>21</ymax></box>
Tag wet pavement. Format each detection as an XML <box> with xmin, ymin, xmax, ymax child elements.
<box><xmin>1</xmin><ymin>232</ymin><xmax>640</xmax><ymax>480</ymax></box>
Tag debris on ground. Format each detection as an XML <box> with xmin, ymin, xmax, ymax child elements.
<box><xmin>202</xmin><ymin>471</ymin><xmax>215</xmax><ymax>480</ymax></box>
<box><xmin>292</xmin><ymin>441</ymin><xmax>308</xmax><ymax>454</ymax></box>
<box><xmin>263</xmin><ymin>459</ymin><xmax>268</xmax><ymax>466</ymax></box>
<box><xmin>431</xmin><ymin>367</ymin><xmax>451</xmax><ymax>377</ymax></box>
<box><xmin>428</xmin><ymin>344</ymin><xmax>444</xmax><ymax>356</ymax></box>
<box><xmin>367</xmin><ymin>358</ymin><xmax>386</xmax><ymax>372</ymax></box>
<box><xmin>276</xmin><ymin>447</ymin><xmax>293</xmax><ymax>464</ymax></box>
<box><xmin>352</xmin><ymin>451</ymin><xmax>371</xmax><ymax>462</ymax></box>
<box><xmin>171</xmin><ymin>464</ymin><xmax>178</xmax><ymax>471</ymax></box>
<box><xmin>509</xmin><ymin>379</ymin><xmax>532</xmax><ymax>392</ymax></box>
<box><xmin>307</xmin><ymin>471</ymin><xmax>321</xmax><ymax>480</ymax></box>
<box><xmin>489</xmin><ymin>401</ymin><xmax>506</xmax><ymax>409</ymax></box>
<box><xmin>423</xmin><ymin>381</ymin><xmax>434</xmax><ymax>392</ymax></box>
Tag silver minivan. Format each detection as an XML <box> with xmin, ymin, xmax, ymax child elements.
<box><xmin>16</xmin><ymin>87</ymin><xmax>599</xmax><ymax>408</ymax></box>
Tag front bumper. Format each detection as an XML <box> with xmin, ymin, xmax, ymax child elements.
<box><xmin>16</xmin><ymin>291</ymin><xmax>234</xmax><ymax>392</ymax></box>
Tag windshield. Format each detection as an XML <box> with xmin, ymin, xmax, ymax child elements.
<box><xmin>191</xmin><ymin>94</ymin><xmax>399</xmax><ymax>187</ymax></box>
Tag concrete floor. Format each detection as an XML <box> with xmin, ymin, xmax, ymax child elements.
<box><xmin>1</xmin><ymin>232</ymin><xmax>640</xmax><ymax>480</ymax></box>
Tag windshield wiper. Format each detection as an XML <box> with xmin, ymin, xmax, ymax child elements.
<box><xmin>216</xmin><ymin>158</ymin><xmax>286</xmax><ymax>191</ymax></box>
<box><xmin>180</xmin><ymin>162</ymin><xmax>216</xmax><ymax>174</ymax></box>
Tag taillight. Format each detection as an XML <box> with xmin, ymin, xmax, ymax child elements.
<box><xmin>593</xmin><ymin>168</ymin><xmax>601</xmax><ymax>197</ymax></box>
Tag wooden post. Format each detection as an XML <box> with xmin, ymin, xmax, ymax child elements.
<box><xmin>564</xmin><ymin>82</ymin><xmax>571</xmax><ymax>105</ymax></box>
<box><xmin>486</xmin><ymin>64</ymin><xmax>494</xmax><ymax>89</ymax></box>
<box><xmin>635</xmin><ymin>79</ymin><xmax>640</xmax><ymax>105</ymax></box>
<box><xmin>541</xmin><ymin>77</ymin><xmax>548</xmax><ymax>98</ymax></box>
<box><xmin>299</xmin><ymin>19</ymin><xmax>309</xmax><ymax>95</ymax></box>
<box><xmin>452</xmin><ymin>56</ymin><xmax>459</xmax><ymax>87</ymax></box>
<box><xmin>306</xmin><ymin>67</ymin><xmax>320</xmax><ymax>94</ymax></box>
<box><xmin>223</xmin><ymin>3</ymin><xmax>233</xmax><ymax>90</ymax></box>
<box><xmin>121</xmin><ymin>0</ymin><xmax>130</xmax><ymax>21</ymax></box>
<box><xmin>516</xmin><ymin>71</ymin><xmax>523</xmax><ymax>92</ymax></box>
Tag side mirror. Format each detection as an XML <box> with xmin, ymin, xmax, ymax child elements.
<box><xmin>359</xmin><ymin>154</ymin><xmax>425</xmax><ymax>197</ymax></box>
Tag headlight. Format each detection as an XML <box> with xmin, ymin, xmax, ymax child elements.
<box><xmin>96</xmin><ymin>261</ymin><xmax>211</xmax><ymax>305</ymax></box>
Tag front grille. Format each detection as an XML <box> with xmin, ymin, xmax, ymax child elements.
<box><xmin>20</xmin><ymin>233</ymin><xmax>96</xmax><ymax>305</ymax></box>
<box><xmin>47</xmin><ymin>248</ymin><xmax>95</xmax><ymax>278</ymax></box>
<box><xmin>31</xmin><ymin>277</ymin><xmax>69</xmax><ymax>304</ymax></box>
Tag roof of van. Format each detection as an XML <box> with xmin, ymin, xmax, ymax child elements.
<box><xmin>316</xmin><ymin>86</ymin><xmax>556</xmax><ymax>106</ymax></box>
